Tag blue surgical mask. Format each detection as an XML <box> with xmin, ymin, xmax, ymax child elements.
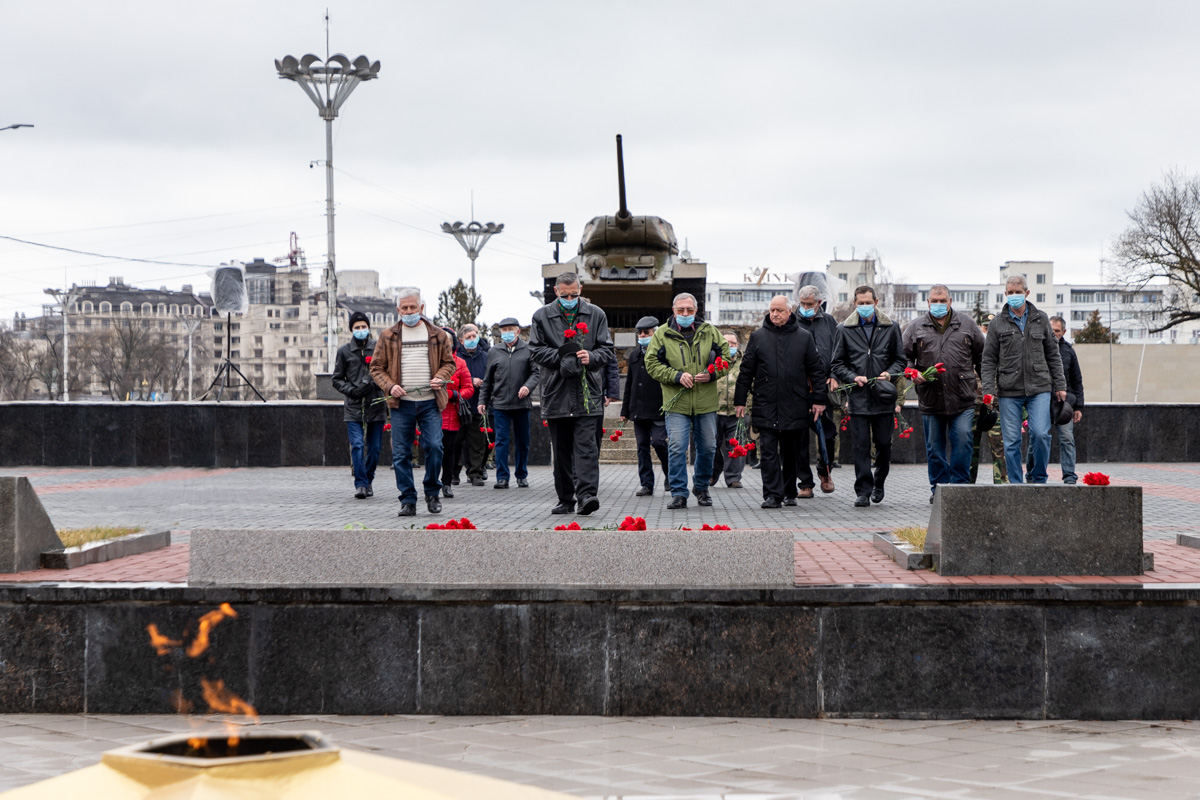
<box><xmin>1006</xmin><ymin>294</ymin><xmax>1025</xmax><ymax>309</ymax></box>
<box><xmin>856</xmin><ymin>304</ymin><xmax>875</xmax><ymax>319</ymax></box>
<box><xmin>728</xmin><ymin>346</ymin><xmax>738</xmax><ymax>356</ymax></box>
<box><xmin>798</xmin><ymin>307</ymin><xmax>816</xmax><ymax>319</ymax></box>
<box><xmin>401</xmin><ymin>313</ymin><xmax>421</xmax><ymax>327</ymax></box>
<box><xmin>929</xmin><ymin>303</ymin><xmax>948</xmax><ymax>319</ymax></box>
<box><xmin>463</xmin><ymin>337</ymin><xmax>478</xmax><ymax>349</ymax></box>
<box><xmin>637</xmin><ymin>336</ymin><xmax>652</xmax><ymax>346</ymax></box>
<box><xmin>500</xmin><ymin>332</ymin><xmax>516</xmax><ymax>344</ymax></box>
<box><xmin>676</xmin><ymin>314</ymin><xmax>695</xmax><ymax>328</ymax></box>
<box><xmin>352</xmin><ymin>328</ymin><xmax>370</xmax><ymax>340</ymax></box>
<box><xmin>558</xmin><ymin>297</ymin><xmax>579</xmax><ymax>309</ymax></box>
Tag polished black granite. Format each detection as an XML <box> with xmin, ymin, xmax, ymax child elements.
<box><xmin>3</xmin><ymin>582</ymin><xmax>1200</xmax><ymax>717</ymax></box>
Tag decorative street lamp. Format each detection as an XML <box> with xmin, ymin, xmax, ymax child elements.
<box><xmin>43</xmin><ymin>286</ymin><xmax>80</xmax><ymax>402</ymax></box>
<box><xmin>275</xmin><ymin>53</ymin><xmax>380</xmax><ymax>372</ymax></box>
<box><xmin>441</xmin><ymin>221</ymin><xmax>504</xmax><ymax>290</ymax></box>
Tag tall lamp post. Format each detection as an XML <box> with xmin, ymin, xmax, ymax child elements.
<box><xmin>275</xmin><ymin>53</ymin><xmax>380</xmax><ymax>372</ymax></box>
<box><xmin>441</xmin><ymin>221</ymin><xmax>504</xmax><ymax>290</ymax></box>
<box><xmin>43</xmin><ymin>287</ymin><xmax>80</xmax><ymax>402</ymax></box>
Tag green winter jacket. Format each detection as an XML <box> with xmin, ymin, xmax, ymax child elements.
<box><xmin>716</xmin><ymin>355</ymin><xmax>748</xmax><ymax>415</ymax></box>
<box><xmin>644</xmin><ymin>318</ymin><xmax>733</xmax><ymax>416</ymax></box>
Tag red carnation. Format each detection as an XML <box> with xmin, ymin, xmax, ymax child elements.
<box><xmin>615</xmin><ymin>430</ymin><xmax>623</xmax><ymax>437</ymax></box>
<box><xmin>486</xmin><ymin>427</ymin><xmax>494</xmax><ymax>433</ymax></box>
<box><xmin>707</xmin><ymin>364</ymin><xmax>716</xmax><ymax>374</ymax></box>
<box><xmin>425</xmin><ymin>523</ymin><xmax>443</xmax><ymax>529</ymax></box>
<box><xmin>563</xmin><ymin>329</ymin><xmax>577</xmax><ymax>339</ymax></box>
<box><xmin>543</xmin><ymin>420</ymin><xmax>549</xmax><ymax>427</ymax></box>
<box><xmin>487</xmin><ymin>443</ymin><xmax>495</xmax><ymax>450</ymax></box>
<box><xmin>729</xmin><ymin>438</ymin><xmax>739</xmax><ymax>446</ymax></box>
<box><xmin>602</xmin><ymin>428</ymin><xmax>607</xmax><ymax>434</ymax></box>
<box><xmin>575</xmin><ymin>322</ymin><xmax>588</xmax><ymax>333</ymax></box>
<box><xmin>1082</xmin><ymin>472</ymin><xmax>1111</xmax><ymax>486</ymax></box>
<box><xmin>383</xmin><ymin>423</ymin><xmax>392</xmax><ymax>431</ymax></box>
<box><xmin>746</xmin><ymin>443</ymin><xmax>755</xmax><ymax>451</ymax></box>
<box><xmin>982</xmin><ymin>394</ymin><xmax>994</xmax><ymax>405</ymax></box>
<box><xmin>364</xmin><ymin>356</ymin><xmax>372</xmax><ymax>364</ymax></box>
<box><xmin>610</xmin><ymin>434</ymin><xmax>619</xmax><ymax>442</ymax></box>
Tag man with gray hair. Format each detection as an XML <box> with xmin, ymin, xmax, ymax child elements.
<box><xmin>528</xmin><ymin>272</ymin><xmax>615</xmax><ymax>516</ymax></box>
<box><xmin>370</xmin><ymin>287</ymin><xmax>457</xmax><ymax>516</ymax></box>
<box><xmin>981</xmin><ymin>275</ymin><xmax>1067</xmax><ymax>484</ymax></box>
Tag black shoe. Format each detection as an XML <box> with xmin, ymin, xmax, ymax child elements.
<box><xmin>494</xmin><ymin>480</ymin><xmax>509</xmax><ymax>489</ymax></box>
<box><xmin>551</xmin><ymin>502</ymin><xmax>575</xmax><ymax>515</ymax></box>
<box><xmin>471</xmin><ymin>478</ymin><xmax>486</xmax><ymax>487</ymax></box>
<box><xmin>636</xmin><ymin>485</ymin><xmax>653</xmax><ymax>497</ymax></box>
<box><xmin>783</xmin><ymin>497</ymin><xmax>797</xmax><ymax>507</ymax></box>
<box><xmin>427</xmin><ymin>496</ymin><xmax>442</xmax><ymax>514</ymax></box>
<box><xmin>727</xmin><ymin>481</ymin><xmax>742</xmax><ymax>489</ymax></box>
<box><xmin>761</xmin><ymin>497</ymin><xmax>782</xmax><ymax>509</ymax></box>
<box><xmin>667</xmin><ymin>496</ymin><xmax>688</xmax><ymax>510</ymax></box>
<box><xmin>451</xmin><ymin>478</ymin><xmax>461</xmax><ymax>486</ymax></box>
<box><xmin>930</xmin><ymin>494</ymin><xmax>935</xmax><ymax>504</ymax></box>
<box><xmin>831</xmin><ymin>462</ymin><xmax>842</xmax><ymax>469</ymax></box>
<box><xmin>517</xmin><ymin>478</ymin><xmax>529</xmax><ymax>488</ymax></box>
<box><xmin>855</xmin><ymin>495</ymin><xmax>871</xmax><ymax>508</ymax></box>
<box><xmin>365</xmin><ymin>484</ymin><xmax>374</xmax><ymax>497</ymax></box>
<box><xmin>578</xmin><ymin>496</ymin><xmax>600</xmax><ymax>516</ymax></box>
<box><xmin>398</xmin><ymin>503</ymin><xmax>416</xmax><ymax>517</ymax></box>
<box><xmin>355</xmin><ymin>486</ymin><xmax>367</xmax><ymax>499</ymax></box>
<box><xmin>871</xmin><ymin>489</ymin><xmax>884</xmax><ymax>504</ymax></box>
<box><xmin>442</xmin><ymin>486</ymin><xmax>454</xmax><ymax>498</ymax></box>
<box><xmin>695</xmin><ymin>491</ymin><xmax>712</xmax><ymax>507</ymax></box>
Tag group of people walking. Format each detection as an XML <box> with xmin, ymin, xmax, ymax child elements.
<box><xmin>333</xmin><ymin>271</ymin><xmax>1086</xmax><ymax>517</ymax></box>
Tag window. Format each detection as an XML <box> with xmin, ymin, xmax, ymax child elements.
<box><xmin>214</xmin><ymin>338</ymin><xmax>223</xmax><ymax>347</ymax></box>
<box><xmin>255</xmin><ymin>336</ymin><xmax>263</xmax><ymax>345</ymax></box>
<box><xmin>1072</xmin><ymin>291</ymin><xmax>1094</xmax><ymax>303</ymax></box>
<box><xmin>100</xmin><ymin>301</ymin><xmax>112</xmax><ymax>313</ymax></box>
<box><xmin>214</xmin><ymin>322</ymin><xmax>223</xmax><ymax>331</ymax></box>
<box><xmin>277</xmin><ymin>377</ymin><xmax>287</xmax><ymax>386</ymax></box>
<box><xmin>230</xmin><ymin>350</ymin><xmax>239</xmax><ymax>358</ymax></box>
<box><xmin>995</xmin><ymin>294</ymin><xmax>1003</xmax><ymax>305</ymax></box>
<box><xmin>230</xmin><ymin>337</ymin><xmax>240</xmax><ymax>344</ymax></box>
<box><xmin>82</xmin><ymin>301</ymin><xmax>94</xmax><ymax>313</ymax></box>
<box><xmin>278</xmin><ymin>350</ymin><xmax>287</xmax><ymax>358</ymax></box>
<box><xmin>1036</xmin><ymin>274</ymin><xmax>1046</xmax><ymax>284</ymax></box>
<box><xmin>254</xmin><ymin>349</ymin><xmax>263</xmax><ymax>358</ymax></box>
<box><xmin>1036</xmin><ymin>293</ymin><xmax>1046</xmax><ymax>303</ymax></box>
<box><xmin>720</xmin><ymin>291</ymin><xmax>743</xmax><ymax>303</ymax></box>
<box><xmin>157</xmin><ymin>303</ymin><xmax>167</xmax><ymax>315</ymax></box>
<box><xmin>838</xmin><ymin>293</ymin><xmax>848</xmax><ymax>303</ymax></box>
<box><xmin>169</xmin><ymin>304</ymin><xmax>178</xmax><ymax>315</ymax></box>
<box><xmin>121</xmin><ymin>302</ymin><xmax>133</xmax><ymax>314</ymax></box>
<box><xmin>838</xmin><ymin>273</ymin><xmax>848</xmax><ymax>281</ymax></box>
<box><xmin>1056</xmin><ymin>294</ymin><xmax>1064</xmax><ymax>304</ymax></box>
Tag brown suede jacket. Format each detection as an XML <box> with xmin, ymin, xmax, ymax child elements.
<box><xmin>369</xmin><ymin>318</ymin><xmax>456</xmax><ymax>411</ymax></box>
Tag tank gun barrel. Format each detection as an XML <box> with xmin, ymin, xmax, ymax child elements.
<box><xmin>615</xmin><ymin>134</ymin><xmax>631</xmax><ymax>229</ymax></box>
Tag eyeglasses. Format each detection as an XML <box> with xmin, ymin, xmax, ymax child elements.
<box><xmin>558</xmin><ymin>292</ymin><xmax>581</xmax><ymax>300</ymax></box>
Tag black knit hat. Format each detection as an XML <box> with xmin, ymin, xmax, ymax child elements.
<box><xmin>348</xmin><ymin>310</ymin><xmax>371</xmax><ymax>329</ymax></box>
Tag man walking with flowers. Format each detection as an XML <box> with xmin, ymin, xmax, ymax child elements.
<box><xmin>644</xmin><ymin>292</ymin><xmax>732</xmax><ymax>509</ymax></box>
<box><xmin>528</xmin><ymin>272</ymin><xmax>615</xmax><ymax>516</ymax></box>
<box><xmin>902</xmin><ymin>284</ymin><xmax>985</xmax><ymax>501</ymax></box>
<box><xmin>734</xmin><ymin>295</ymin><xmax>826</xmax><ymax>508</ymax></box>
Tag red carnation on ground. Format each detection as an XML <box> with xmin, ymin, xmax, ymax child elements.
<box><xmin>1082</xmin><ymin>472</ymin><xmax>1111</xmax><ymax>486</ymax></box>
<box><xmin>701</xmin><ymin>524</ymin><xmax>731</xmax><ymax>531</ymax></box>
<box><xmin>426</xmin><ymin>517</ymin><xmax>477</xmax><ymax>530</ymax></box>
<box><xmin>618</xmin><ymin>516</ymin><xmax>647</xmax><ymax>531</ymax></box>
<box><xmin>554</xmin><ymin>521</ymin><xmax>582</xmax><ymax>531</ymax></box>
<box><xmin>575</xmin><ymin>322</ymin><xmax>588</xmax><ymax>333</ymax></box>
<box><xmin>563</xmin><ymin>329</ymin><xmax>577</xmax><ymax>339</ymax></box>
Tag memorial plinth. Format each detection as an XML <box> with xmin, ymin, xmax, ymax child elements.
<box><xmin>189</xmin><ymin>528</ymin><xmax>795</xmax><ymax>588</ymax></box>
<box><xmin>925</xmin><ymin>485</ymin><xmax>1144</xmax><ymax>576</ymax></box>
<box><xmin>0</xmin><ymin>477</ymin><xmax>63</xmax><ymax>573</ymax></box>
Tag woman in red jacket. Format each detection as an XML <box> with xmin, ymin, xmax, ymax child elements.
<box><xmin>440</xmin><ymin>327</ymin><xmax>475</xmax><ymax>498</ymax></box>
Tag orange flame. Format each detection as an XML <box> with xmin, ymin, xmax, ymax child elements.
<box><xmin>186</xmin><ymin>603</ymin><xmax>238</xmax><ymax>658</ymax></box>
<box><xmin>147</xmin><ymin>624</ymin><xmax>182</xmax><ymax>656</ymax></box>
<box><xmin>201</xmin><ymin>677</ymin><xmax>259</xmax><ymax>722</ymax></box>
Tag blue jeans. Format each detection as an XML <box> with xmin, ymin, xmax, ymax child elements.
<box><xmin>999</xmin><ymin>393</ymin><xmax>1051</xmax><ymax>484</ymax></box>
<box><xmin>922</xmin><ymin>407</ymin><xmax>975</xmax><ymax>491</ymax></box>
<box><xmin>493</xmin><ymin>408</ymin><xmax>530</xmax><ymax>482</ymax></box>
<box><xmin>389</xmin><ymin>400</ymin><xmax>444</xmax><ymax>503</ymax></box>
<box><xmin>346</xmin><ymin>420</ymin><xmax>384</xmax><ymax>488</ymax></box>
<box><xmin>1058</xmin><ymin>420</ymin><xmax>1077</xmax><ymax>483</ymax></box>
<box><xmin>665</xmin><ymin>411</ymin><xmax>716</xmax><ymax>497</ymax></box>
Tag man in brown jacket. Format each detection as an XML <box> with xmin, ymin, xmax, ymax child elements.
<box><xmin>370</xmin><ymin>288</ymin><xmax>456</xmax><ymax>517</ymax></box>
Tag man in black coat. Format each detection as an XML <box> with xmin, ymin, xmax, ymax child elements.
<box><xmin>734</xmin><ymin>296</ymin><xmax>827</xmax><ymax>508</ymax></box>
<box><xmin>830</xmin><ymin>286</ymin><xmax>906</xmax><ymax>508</ymax></box>
<box><xmin>528</xmin><ymin>272</ymin><xmax>615</xmax><ymax>516</ymax></box>
<box><xmin>331</xmin><ymin>310</ymin><xmax>388</xmax><ymax>499</ymax></box>
<box><xmin>1045</xmin><ymin>316</ymin><xmax>1085</xmax><ymax>484</ymax></box>
<box><xmin>455</xmin><ymin>323</ymin><xmax>491</xmax><ymax>487</ymax></box>
<box><xmin>479</xmin><ymin>317</ymin><xmax>540</xmax><ymax>489</ymax></box>
<box><xmin>620</xmin><ymin>316</ymin><xmax>669</xmax><ymax>496</ymax></box>
<box><xmin>794</xmin><ymin>284</ymin><xmax>840</xmax><ymax>495</ymax></box>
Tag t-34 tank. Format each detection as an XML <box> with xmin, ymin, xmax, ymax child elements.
<box><xmin>542</xmin><ymin>135</ymin><xmax>707</xmax><ymax>329</ymax></box>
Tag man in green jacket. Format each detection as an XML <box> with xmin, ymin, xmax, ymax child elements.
<box><xmin>644</xmin><ymin>293</ymin><xmax>733</xmax><ymax>509</ymax></box>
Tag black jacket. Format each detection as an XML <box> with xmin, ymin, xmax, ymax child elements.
<box><xmin>620</xmin><ymin>346</ymin><xmax>663</xmax><ymax>421</ymax></box>
<box><xmin>830</xmin><ymin>310</ymin><xmax>906</xmax><ymax>416</ymax></box>
<box><xmin>331</xmin><ymin>337</ymin><xmax>388</xmax><ymax>423</ymax></box>
<box><xmin>1059</xmin><ymin>338</ymin><xmax>1085</xmax><ymax>409</ymax></box>
<box><xmin>901</xmin><ymin>310</ymin><xmax>985</xmax><ymax>416</ymax></box>
<box><xmin>734</xmin><ymin>313</ymin><xmax>826</xmax><ymax>431</ymax></box>
<box><xmin>479</xmin><ymin>339</ymin><xmax>540</xmax><ymax>411</ymax></box>
<box><xmin>528</xmin><ymin>299</ymin><xmax>615</xmax><ymax>419</ymax></box>
<box><xmin>457</xmin><ymin>337</ymin><xmax>491</xmax><ymax>382</ymax></box>
<box><xmin>603</xmin><ymin>357</ymin><xmax>621</xmax><ymax>402</ymax></box>
<box><xmin>796</xmin><ymin>308</ymin><xmax>839</xmax><ymax>372</ymax></box>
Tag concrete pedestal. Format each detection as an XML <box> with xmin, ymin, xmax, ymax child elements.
<box><xmin>0</xmin><ymin>477</ymin><xmax>63</xmax><ymax>573</ymax></box>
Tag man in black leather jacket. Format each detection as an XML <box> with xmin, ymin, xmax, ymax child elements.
<box><xmin>331</xmin><ymin>311</ymin><xmax>388</xmax><ymax>499</ymax></box>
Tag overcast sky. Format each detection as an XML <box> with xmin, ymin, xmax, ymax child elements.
<box><xmin>4</xmin><ymin>0</ymin><xmax>1198</xmax><ymax>323</ymax></box>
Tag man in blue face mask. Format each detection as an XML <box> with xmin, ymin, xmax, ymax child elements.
<box><xmin>621</xmin><ymin>316</ymin><xmax>669</xmax><ymax>496</ymax></box>
<box><xmin>902</xmin><ymin>284</ymin><xmax>985</xmax><ymax>501</ymax></box>
<box><xmin>479</xmin><ymin>317</ymin><xmax>539</xmax><ymax>489</ymax></box>
<box><xmin>331</xmin><ymin>310</ymin><xmax>387</xmax><ymax>499</ymax></box>
<box><xmin>981</xmin><ymin>274</ymin><xmax>1067</xmax><ymax>484</ymax></box>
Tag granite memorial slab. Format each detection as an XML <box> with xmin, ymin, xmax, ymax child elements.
<box><xmin>925</xmin><ymin>484</ymin><xmax>1143</xmax><ymax>576</ymax></box>
<box><xmin>0</xmin><ymin>476</ymin><xmax>64</xmax><ymax>573</ymax></box>
<box><xmin>189</xmin><ymin>528</ymin><xmax>795</xmax><ymax>588</ymax></box>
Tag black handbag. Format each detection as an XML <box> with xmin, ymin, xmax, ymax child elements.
<box><xmin>457</xmin><ymin>391</ymin><xmax>476</xmax><ymax>423</ymax></box>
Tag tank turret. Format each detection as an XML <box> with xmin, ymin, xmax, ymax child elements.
<box><xmin>543</xmin><ymin>135</ymin><xmax>706</xmax><ymax>329</ymax></box>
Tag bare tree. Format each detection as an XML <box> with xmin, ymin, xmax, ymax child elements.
<box><xmin>286</xmin><ymin>369</ymin><xmax>317</xmax><ymax>400</ymax></box>
<box><xmin>1110</xmin><ymin>169</ymin><xmax>1200</xmax><ymax>332</ymax></box>
<box><xmin>0</xmin><ymin>329</ymin><xmax>41</xmax><ymax>400</ymax></box>
<box><xmin>83</xmin><ymin>319</ymin><xmax>190</xmax><ymax>400</ymax></box>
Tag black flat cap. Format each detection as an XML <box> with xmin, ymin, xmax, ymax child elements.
<box><xmin>498</xmin><ymin>317</ymin><xmax>520</xmax><ymax>327</ymax></box>
<box><xmin>635</xmin><ymin>315</ymin><xmax>659</xmax><ymax>330</ymax></box>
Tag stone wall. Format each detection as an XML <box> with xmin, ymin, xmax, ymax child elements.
<box><xmin>1</xmin><ymin>401</ymin><xmax>1197</xmax><ymax>468</ymax></box>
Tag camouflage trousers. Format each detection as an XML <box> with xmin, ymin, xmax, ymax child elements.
<box><xmin>970</xmin><ymin>410</ymin><xmax>1008</xmax><ymax>484</ymax></box>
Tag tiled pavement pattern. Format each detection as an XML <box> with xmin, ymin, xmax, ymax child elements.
<box><xmin>4</xmin><ymin>714</ymin><xmax>1200</xmax><ymax>798</ymax></box>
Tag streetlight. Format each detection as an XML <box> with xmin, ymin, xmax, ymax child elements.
<box><xmin>275</xmin><ymin>52</ymin><xmax>380</xmax><ymax>372</ymax></box>
<box><xmin>43</xmin><ymin>286</ymin><xmax>80</xmax><ymax>402</ymax></box>
<box><xmin>1</xmin><ymin>124</ymin><xmax>33</xmax><ymax>132</ymax></box>
<box><xmin>441</xmin><ymin>221</ymin><xmax>504</xmax><ymax>290</ymax></box>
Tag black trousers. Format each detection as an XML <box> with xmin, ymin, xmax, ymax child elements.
<box><xmin>458</xmin><ymin>411</ymin><xmax>489</xmax><ymax>481</ymax></box>
<box><xmin>548</xmin><ymin>416</ymin><xmax>601</xmax><ymax>505</ymax></box>
<box><xmin>850</xmin><ymin>412</ymin><xmax>892</xmax><ymax>497</ymax></box>
<box><xmin>758</xmin><ymin>426</ymin><xmax>810</xmax><ymax>501</ymax></box>
<box><xmin>441</xmin><ymin>428</ymin><xmax>459</xmax><ymax>487</ymax></box>
<box><xmin>633</xmin><ymin>418</ymin><xmax>669</xmax><ymax>490</ymax></box>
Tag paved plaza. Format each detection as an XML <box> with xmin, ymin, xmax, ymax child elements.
<box><xmin>3</xmin><ymin>713</ymin><xmax>1200</xmax><ymax>798</ymax></box>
